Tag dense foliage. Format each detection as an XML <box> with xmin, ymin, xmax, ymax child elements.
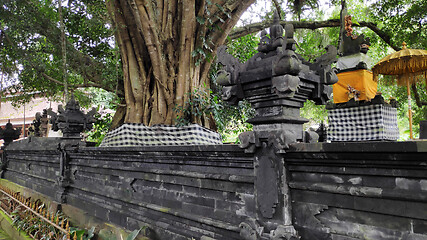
<box><xmin>0</xmin><ymin>1</ymin><xmax>120</xmax><ymax>100</ymax></box>
<box><xmin>1</xmin><ymin>0</ymin><xmax>426</xmax><ymax>140</ymax></box>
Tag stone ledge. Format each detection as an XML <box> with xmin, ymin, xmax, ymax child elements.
<box><xmin>289</xmin><ymin>141</ymin><xmax>427</xmax><ymax>153</ymax></box>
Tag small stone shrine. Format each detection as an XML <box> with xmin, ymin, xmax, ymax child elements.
<box><xmin>327</xmin><ymin>1</ymin><xmax>399</xmax><ymax>142</ymax></box>
<box><xmin>334</xmin><ymin>1</ymin><xmax>375</xmax><ymax>103</ymax></box>
<box><xmin>217</xmin><ymin>11</ymin><xmax>337</xmax><ymax>239</ymax></box>
<box><xmin>28</xmin><ymin>109</ymin><xmax>50</xmax><ymax>137</ymax></box>
<box><xmin>47</xmin><ymin>95</ymin><xmax>97</xmax><ymax>138</ymax></box>
<box><xmin>217</xmin><ymin>11</ymin><xmax>337</xmax><ymax>151</ymax></box>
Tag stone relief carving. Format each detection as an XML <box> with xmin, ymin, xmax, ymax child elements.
<box><xmin>239</xmin><ymin>131</ymin><xmax>258</xmax><ymax>154</ymax></box>
<box><xmin>271</xmin><ymin>225</ymin><xmax>300</xmax><ymax>240</ymax></box>
<box><xmin>239</xmin><ymin>219</ymin><xmax>264</xmax><ymax>240</ymax></box>
<box><xmin>292</xmin><ymin>203</ymin><xmax>331</xmax><ymax>240</ymax></box>
<box><xmin>271</xmin><ymin>75</ymin><xmax>300</xmax><ymax>98</ymax></box>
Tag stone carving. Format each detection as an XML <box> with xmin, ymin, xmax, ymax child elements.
<box><xmin>39</xmin><ymin>109</ymin><xmax>49</xmax><ymax>137</ymax></box>
<box><xmin>258</xmin><ymin>30</ymin><xmax>271</xmax><ymax>53</ymax></box>
<box><xmin>47</xmin><ymin>95</ymin><xmax>97</xmax><ymax>138</ymax></box>
<box><xmin>273</xmin><ymin>51</ymin><xmax>302</xmax><ymax>76</ymax></box>
<box><xmin>292</xmin><ymin>203</ymin><xmax>331</xmax><ymax>240</ymax></box>
<box><xmin>0</xmin><ymin>121</ymin><xmax>21</xmax><ymax>147</ymax></box>
<box><xmin>56</xmin><ymin>141</ymin><xmax>78</xmax><ymax>203</ymax></box>
<box><xmin>314</xmin><ymin>122</ymin><xmax>327</xmax><ymax>142</ymax></box>
<box><xmin>216</xmin><ymin>46</ymin><xmax>245</xmax><ymax>104</ymax></box>
<box><xmin>271</xmin><ymin>225</ymin><xmax>300</xmax><ymax>240</ymax></box>
<box><xmin>267</xmin><ymin>130</ymin><xmax>297</xmax><ymax>153</ymax></box>
<box><xmin>270</xmin><ymin>11</ymin><xmax>285</xmax><ymax>50</ymax></box>
<box><xmin>309</xmin><ymin>45</ymin><xmax>339</xmax><ymax>85</ymax></box>
<box><xmin>338</xmin><ymin>1</ymin><xmax>370</xmax><ymax>56</ymax></box>
<box><xmin>1</xmin><ymin>122</ymin><xmax>23</xmax><ymax>178</ymax></box>
<box><xmin>29</xmin><ymin>110</ymin><xmax>49</xmax><ymax>137</ymax></box>
<box><xmin>256</xmin><ymin>144</ymin><xmax>280</xmax><ymax>219</ymax></box>
<box><xmin>304</xmin><ymin>131</ymin><xmax>319</xmax><ymax>143</ymax></box>
<box><xmin>284</xmin><ymin>24</ymin><xmax>297</xmax><ymax>51</ymax></box>
<box><xmin>217</xmin><ymin>45</ymin><xmax>244</xmax><ymax>85</ymax></box>
<box><xmin>239</xmin><ymin>131</ymin><xmax>257</xmax><ymax>153</ymax></box>
<box><xmin>217</xmin><ymin>12</ymin><xmax>336</xmax><ymax>150</ymax></box>
<box><xmin>221</xmin><ymin>85</ymin><xmax>241</xmax><ymax>104</ymax></box>
<box><xmin>271</xmin><ymin>75</ymin><xmax>300</xmax><ymax>98</ymax></box>
<box><xmin>239</xmin><ymin>219</ymin><xmax>264</xmax><ymax>240</ymax></box>
<box><xmin>240</xmin><ymin>219</ymin><xmax>300</xmax><ymax>240</ymax></box>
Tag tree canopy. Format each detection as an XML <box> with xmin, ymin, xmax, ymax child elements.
<box><xmin>0</xmin><ymin>0</ymin><xmax>426</xmax><ymax>137</ymax></box>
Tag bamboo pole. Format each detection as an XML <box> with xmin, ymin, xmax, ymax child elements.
<box><xmin>407</xmin><ymin>79</ymin><xmax>413</xmax><ymax>139</ymax></box>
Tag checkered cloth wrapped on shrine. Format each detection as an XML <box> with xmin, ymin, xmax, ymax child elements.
<box><xmin>328</xmin><ymin>104</ymin><xmax>399</xmax><ymax>141</ymax></box>
<box><xmin>100</xmin><ymin>123</ymin><xmax>222</xmax><ymax>147</ymax></box>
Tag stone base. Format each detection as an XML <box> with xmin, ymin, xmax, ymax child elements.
<box><xmin>328</xmin><ymin>104</ymin><xmax>399</xmax><ymax>141</ymax></box>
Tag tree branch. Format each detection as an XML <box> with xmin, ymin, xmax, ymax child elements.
<box><xmin>271</xmin><ymin>0</ymin><xmax>282</xmax><ymax>19</ymax></box>
<box><xmin>1</xmin><ymin>21</ymin><xmax>120</xmax><ymax>96</ymax></box>
<box><xmin>40</xmin><ymin>72</ymin><xmax>64</xmax><ymax>86</ymax></box>
<box><xmin>40</xmin><ymin>70</ymin><xmax>119</xmax><ymax>94</ymax></box>
<box><xmin>412</xmin><ymin>83</ymin><xmax>427</xmax><ymax>107</ymax></box>
<box><xmin>229</xmin><ymin>19</ymin><xmax>400</xmax><ymax>51</ymax></box>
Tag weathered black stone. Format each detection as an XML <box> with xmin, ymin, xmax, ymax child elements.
<box><xmin>2</xmin><ymin>139</ymin><xmax>427</xmax><ymax>239</ymax></box>
<box><xmin>47</xmin><ymin>95</ymin><xmax>97</xmax><ymax>138</ymax></box>
<box><xmin>420</xmin><ymin>120</ymin><xmax>427</xmax><ymax>139</ymax></box>
<box><xmin>0</xmin><ymin>122</ymin><xmax>21</xmax><ymax>148</ymax></box>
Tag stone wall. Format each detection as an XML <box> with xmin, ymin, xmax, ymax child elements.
<box><xmin>287</xmin><ymin>142</ymin><xmax>427</xmax><ymax>240</ymax></box>
<box><xmin>2</xmin><ymin>138</ymin><xmax>255</xmax><ymax>240</ymax></box>
<box><xmin>1</xmin><ymin>138</ymin><xmax>427</xmax><ymax>240</ymax></box>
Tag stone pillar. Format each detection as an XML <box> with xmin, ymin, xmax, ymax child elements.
<box><xmin>45</xmin><ymin>95</ymin><xmax>97</xmax><ymax>202</ymax></box>
<box><xmin>420</xmin><ymin>120</ymin><xmax>427</xmax><ymax>139</ymax></box>
<box><xmin>217</xmin><ymin>11</ymin><xmax>337</xmax><ymax>240</ymax></box>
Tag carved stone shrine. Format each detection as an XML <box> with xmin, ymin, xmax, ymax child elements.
<box><xmin>29</xmin><ymin>109</ymin><xmax>50</xmax><ymax>137</ymax></box>
<box><xmin>47</xmin><ymin>95</ymin><xmax>97</xmax><ymax>138</ymax></box>
<box><xmin>328</xmin><ymin>1</ymin><xmax>399</xmax><ymax>142</ymax></box>
<box><xmin>218</xmin><ymin>12</ymin><xmax>337</xmax><ymax>152</ymax></box>
<box><xmin>217</xmin><ymin>11</ymin><xmax>337</xmax><ymax>240</ymax></box>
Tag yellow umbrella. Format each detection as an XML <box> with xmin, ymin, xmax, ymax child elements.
<box><xmin>372</xmin><ymin>42</ymin><xmax>427</xmax><ymax>139</ymax></box>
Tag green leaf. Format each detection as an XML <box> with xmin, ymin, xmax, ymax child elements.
<box><xmin>126</xmin><ymin>228</ymin><xmax>141</xmax><ymax>240</ymax></box>
<box><xmin>196</xmin><ymin>16</ymin><xmax>205</xmax><ymax>25</ymax></box>
<box><xmin>84</xmin><ymin>227</ymin><xmax>95</xmax><ymax>240</ymax></box>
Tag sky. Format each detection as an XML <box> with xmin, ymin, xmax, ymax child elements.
<box><xmin>238</xmin><ymin>0</ymin><xmax>337</xmax><ymax>26</ymax></box>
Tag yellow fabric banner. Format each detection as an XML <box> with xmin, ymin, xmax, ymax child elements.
<box><xmin>333</xmin><ymin>69</ymin><xmax>377</xmax><ymax>103</ymax></box>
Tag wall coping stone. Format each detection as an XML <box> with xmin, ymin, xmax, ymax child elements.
<box><xmin>289</xmin><ymin>141</ymin><xmax>427</xmax><ymax>153</ymax></box>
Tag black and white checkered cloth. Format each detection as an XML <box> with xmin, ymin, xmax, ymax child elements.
<box><xmin>100</xmin><ymin>123</ymin><xmax>222</xmax><ymax>147</ymax></box>
<box><xmin>328</xmin><ymin>105</ymin><xmax>399</xmax><ymax>141</ymax></box>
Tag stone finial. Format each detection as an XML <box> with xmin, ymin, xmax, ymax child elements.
<box><xmin>284</xmin><ymin>24</ymin><xmax>296</xmax><ymax>50</ymax></box>
<box><xmin>338</xmin><ymin>3</ymin><xmax>370</xmax><ymax>56</ymax></box>
<box><xmin>270</xmin><ymin>11</ymin><xmax>284</xmax><ymax>50</ymax></box>
<box><xmin>270</xmin><ymin>11</ymin><xmax>283</xmax><ymax>40</ymax></box>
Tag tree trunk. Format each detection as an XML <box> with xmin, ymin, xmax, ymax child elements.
<box><xmin>106</xmin><ymin>0</ymin><xmax>254</xmax><ymax>128</ymax></box>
